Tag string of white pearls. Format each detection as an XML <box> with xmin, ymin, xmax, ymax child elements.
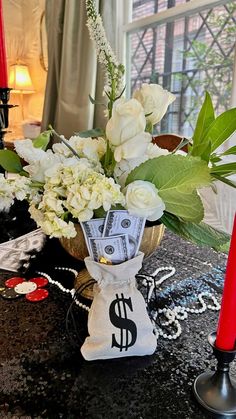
<box><xmin>36</xmin><ymin>268</ymin><xmax>90</xmax><ymax>312</ymax></box>
<box><xmin>141</xmin><ymin>267</ymin><xmax>221</xmax><ymax>341</ymax></box>
<box><xmin>36</xmin><ymin>265</ymin><xmax>221</xmax><ymax>341</ymax></box>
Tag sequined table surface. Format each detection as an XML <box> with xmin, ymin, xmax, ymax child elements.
<box><xmin>0</xmin><ymin>224</ymin><xmax>234</xmax><ymax>419</ymax></box>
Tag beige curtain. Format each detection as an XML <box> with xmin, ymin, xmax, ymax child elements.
<box><xmin>42</xmin><ymin>0</ymin><xmax>117</xmax><ymax>138</ymax></box>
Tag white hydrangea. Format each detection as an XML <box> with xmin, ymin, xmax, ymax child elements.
<box><xmin>0</xmin><ymin>174</ymin><xmax>36</xmax><ymax>212</ymax></box>
<box><xmin>66</xmin><ymin>171</ymin><xmax>125</xmax><ymax>221</ymax></box>
<box><xmin>0</xmin><ymin>174</ymin><xmax>15</xmax><ymax>211</ymax></box>
<box><xmin>52</xmin><ymin>135</ymin><xmax>106</xmax><ymax>162</ymax></box>
<box><xmin>29</xmin><ymin>205</ymin><xmax>77</xmax><ymax>238</ymax></box>
<box><xmin>29</xmin><ymin>161</ymin><xmax>125</xmax><ymax>238</ymax></box>
<box><xmin>9</xmin><ymin>175</ymin><xmax>32</xmax><ymax>201</ymax></box>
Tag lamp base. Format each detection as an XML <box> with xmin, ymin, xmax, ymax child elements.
<box><xmin>194</xmin><ymin>371</ymin><xmax>236</xmax><ymax>417</ymax></box>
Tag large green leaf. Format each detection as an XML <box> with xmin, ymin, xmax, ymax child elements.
<box><xmin>161</xmin><ymin>212</ymin><xmax>230</xmax><ymax>249</ymax></box>
<box><xmin>160</xmin><ymin>190</ymin><xmax>204</xmax><ymax>222</ymax></box>
<box><xmin>32</xmin><ymin>129</ymin><xmax>52</xmax><ymax>150</ymax></box>
<box><xmin>203</xmin><ymin>108</ymin><xmax>236</xmax><ymax>152</ymax></box>
<box><xmin>126</xmin><ymin>154</ymin><xmax>211</xmax><ymax>222</ymax></box>
<box><xmin>0</xmin><ymin>150</ymin><xmax>23</xmax><ymax>173</ymax></box>
<box><xmin>192</xmin><ymin>91</ymin><xmax>215</xmax><ymax>150</ymax></box>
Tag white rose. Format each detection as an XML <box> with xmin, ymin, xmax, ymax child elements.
<box><xmin>106</xmin><ymin>98</ymin><xmax>146</xmax><ymax>146</ymax></box>
<box><xmin>124</xmin><ymin>180</ymin><xmax>165</xmax><ymax>221</ymax></box>
<box><xmin>133</xmin><ymin>83</ymin><xmax>175</xmax><ymax>125</ymax></box>
<box><xmin>114</xmin><ymin>131</ymin><xmax>152</xmax><ymax>163</ymax></box>
<box><xmin>114</xmin><ymin>143</ymin><xmax>169</xmax><ymax>187</ymax></box>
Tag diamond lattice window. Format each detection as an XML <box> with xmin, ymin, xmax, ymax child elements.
<box><xmin>128</xmin><ymin>1</ymin><xmax>236</xmax><ymax>136</ymax></box>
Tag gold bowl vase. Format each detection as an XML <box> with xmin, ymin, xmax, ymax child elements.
<box><xmin>59</xmin><ymin>223</ymin><xmax>165</xmax><ymax>299</ymax></box>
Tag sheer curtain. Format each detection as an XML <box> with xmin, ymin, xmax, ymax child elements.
<box><xmin>41</xmin><ymin>0</ymin><xmax>117</xmax><ymax>138</ymax></box>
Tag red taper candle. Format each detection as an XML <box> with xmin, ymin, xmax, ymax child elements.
<box><xmin>215</xmin><ymin>213</ymin><xmax>236</xmax><ymax>350</ymax></box>
<box><xmin>0</xmin><ymin>0</ymin><xmax>8</xmax><ymax>88</ymax></box>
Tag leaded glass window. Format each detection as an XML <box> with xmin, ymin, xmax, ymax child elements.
<box><xmin>126</xmin><ymin>0</ymin><xmax>236</xmax><ymax>137</ymax></box>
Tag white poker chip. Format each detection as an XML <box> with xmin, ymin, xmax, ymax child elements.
<box><xmin>14</xmin><ymin>281</ymin><xmax>37</xmax><ymax>294</ymax></box>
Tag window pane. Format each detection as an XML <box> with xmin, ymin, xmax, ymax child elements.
<box><xmin>128</xmin><ymin>1</ymin><xmax>236</xmax><ymax>137</ymax></box>
<box><xmin>132</xmin><ymin>0</ymin><xmax>187</xmax><ymax>22</ymax></box>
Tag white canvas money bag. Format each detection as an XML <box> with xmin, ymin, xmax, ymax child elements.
<box><xmin>80</xmin><ymin>252</ymin><xmax>157</xmax><ymax>360</ymax></box>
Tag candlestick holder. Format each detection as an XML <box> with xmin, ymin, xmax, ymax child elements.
<box><xmin>193</xmin><ymin>331</ymin><xmax>236</xmax><ymax>417</ymax></box>
<box><xmin>0</xmin><ymin>87</ymin><xmax>16</xmax><ymax>149</ymax></box>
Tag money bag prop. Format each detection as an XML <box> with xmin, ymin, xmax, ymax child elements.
<box><xmin>80</xmin><ymin>252</ymin><xmax>157</xmax><ymax>360</ymax></box>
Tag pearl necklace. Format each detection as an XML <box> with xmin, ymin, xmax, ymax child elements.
<box><xmin>36</xmin><ymin>265</ymin><xmax>221</xmax><ymax>342</ymax></box>
<box><xmin>36</xmin><ymin>267</ymin><xmax>90</xmax><ymax>312</ymax></box>
<box><xmin>138</xmin><ymin>266</ymin><xmax>221</xmax><ymax>341</ymax></box>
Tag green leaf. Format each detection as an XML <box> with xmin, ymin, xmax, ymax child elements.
<box><xmin>76</xmin><ymin>128</ymin><xmax>105</xmax><ymax>138</ymax></box>
<box><xmin>0</xmin><ymin>150</ymin><xmax>23</xmax><ymax>173</ymax></box>
<box><xmin>161</xmin><ymin>190</ymin><xmax>204</xmax><ymax>222</ymax></box>
<box><xmin>172</xmin><ymin>137</ymin><xmax>190</xmax><ymax>154</ymax></box>
<box><xmin>93</xmin><ymin>207</ymin><xmax>107</xmax><ymax>218</ymax></box>
<box><xmin>161</xmin><ymin>212</ymin><xmax>230</xmax><ymax>249</ymax></box>
<box><xmin>212</xmin><ymin>174</ymin><xmax>236</xmax><ymax>189</ymax></box>
<box><xmin>210</xmin><ymin>154</ymin><xmax>222</xmax><ymax>163</ymax></box>
<box><xmin>190</xmin><ymin>140</ymin><xmax>211</xmax><ymax>162</ymax></box>
<box><xmin>210</xmin><ymin>162</ymin><xmax>236</xmax><ymax>177</ymax></box>
<box><xmin>215</xmin><ymin>241</ymin><xmax>230</xmax><ymax>253</ymax></box>
<box><xmin>101</xmin><ymin>140</ymin><xmax>116</xmax><ymax>176</ymax></box>
<box><xmin>203</xmin><ymin>108</ymin><xmax>236</xmax><ymax>152</ymax></box>
<box><xmin>221</xmin><ymin>145</ymin><xmax>236</xmax><ymax>156</ymax></box>
<box><xmin>126</xmin><ymin>154</ymin><xmax>211</xmax><ymax>222</ymax></box>
<box><xmin>32</xmin><ymin>129</ymin><xmax>52</xmax><ymax>150</ymax></box>
<box><xmin>192</xmin><ymin>91</ymin><xmax>215</xmax><ymax>148</ymax></box>
<box><xmin>88</xmin><ymin>94</ymin><xmax>106</xmax><ymax>106</ymax></box>
<box><xmin>145</xmin><ymin>120</ymin><xmax>153</xmax><ymax>134</ymax></box>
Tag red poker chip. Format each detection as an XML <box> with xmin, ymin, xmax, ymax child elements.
<box><xmin>26</xmin><ymin>288</ymin><xmax>49</xmax><ymax>302</ymax></box>
<box><xmin>30</xmin><ymin>277</ymin><xmax>49</xmax><ymax>288</ymax></box>
<box><xmin>5</xmin><ymin>277</ymin><xmax>25</xmax><ymax>288</ymax></box>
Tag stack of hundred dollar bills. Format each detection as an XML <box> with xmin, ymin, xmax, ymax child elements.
<box><xmin>81</xmin><ymin>210</ymin><xmax>146</xmax><ymax>265</ymax></box>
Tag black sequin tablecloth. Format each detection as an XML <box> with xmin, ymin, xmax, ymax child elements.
<box><xmin>0</xmin><ymin>221</ymin><xmax>234</xmax><ymax>419</ymax></box>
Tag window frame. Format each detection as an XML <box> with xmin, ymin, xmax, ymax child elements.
<box><xmin>117</xmin><ymin>0</ymin><xmax>236</xmax><ymax>106</ymax></box>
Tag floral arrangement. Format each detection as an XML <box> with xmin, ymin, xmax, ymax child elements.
<box><xmin>0</xmin><ymin>0</ymin><xmax>236</xmax><ymax>250</ymax></box>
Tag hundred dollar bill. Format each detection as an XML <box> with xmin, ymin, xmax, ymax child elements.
<box><xmin>88</xmin><ymin>234</ymin><xmax>130</xmax><ymax>264</ymax></box>
<box><xmin>103</xmin><ymin>210</ymin><xmax>146</xmax><ymax>256</ymax></box>
<box><xmin>80</xmin><ymin>218</ymin><xmax>105</xmax><ymax>252</ymax></box>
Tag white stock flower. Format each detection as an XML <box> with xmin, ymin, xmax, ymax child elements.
<box><xmin>106</xmin><ymin>98</ymin><xmax>146</xmax><ymax>146</ymax></box>
<box><xmin>14</xmin><ymin>139</ymin><xmax>61</xmax><ymax>183</ymax></box>
<box><xmin>24</xmin><ymin>150</ymin><xmax>61</xmax><ymax>183</ymax></box>
<box><xmin>124</xmin><ymin>180</ymin><xmax>165</xmax><ymax>221</ymax></box>
<box><xmin>14</xmin><ymin>139</ymin><xmax>45</xmax><ymax>163</ymax></box>
<box><xmin>133</xmin><ymin>83</ymin><xmax>176</xmax><ymax>125</ymax></box>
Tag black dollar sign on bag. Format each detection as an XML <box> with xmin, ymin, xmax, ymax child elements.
<box><xmin>109</xmin><ymin>293</ymin><xmax>137</xmax><ymax>352</ymax></box>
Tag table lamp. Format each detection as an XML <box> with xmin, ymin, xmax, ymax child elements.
<box><xmin>8</xmin><ymin>64</ymin><xmax>35</xmax><ymax>119</ymax></box>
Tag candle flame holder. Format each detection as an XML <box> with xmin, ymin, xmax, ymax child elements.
<box><xmin>193</xmin><ymin>331</ymin><xmax>236</xmax><ymax>417</ymax></box>
<box><xmin>0</xmin><ymin>87</ymin><xmax>17</xmax><ymax>150</ymax></box>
